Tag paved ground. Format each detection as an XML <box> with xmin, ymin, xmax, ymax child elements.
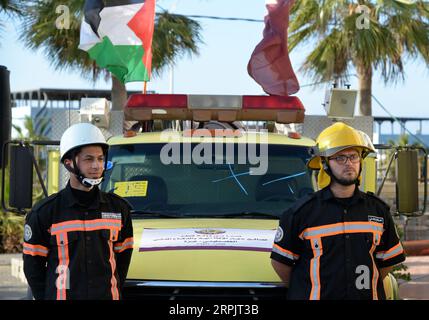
<box><xmin>0</xmin><ymin>254</ymin><xmax>28</xmax><ymax>300</ymax></box>
<box><xmin>398</xmin><ymin>256</ymin><xmax>429</xmax><ymax>300</ymax></box>
<box><xmin>0</xmin><ymin>253</ymin><xmax>428</xmax><ymax>300</ymax></box>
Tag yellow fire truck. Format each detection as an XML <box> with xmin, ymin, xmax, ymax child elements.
<box><xmin>2</xmin><ymin>92</ymin><xmax>425</xmax><ymax>300</ymax></box>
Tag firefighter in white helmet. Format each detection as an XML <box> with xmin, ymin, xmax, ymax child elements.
<box><xmin>23</xmin><ymin>123</ymin><xmax>134</xmax><ymax>300</ymax></box>
<box><xmin>270</xmin><ymin>122</ymin><xmax>405</xmax><ymax>300</ymax></box>
<box><xmin>59</xmin><ymin>122</ymin><xmax>109</xmax><ymax>188</ymax></box>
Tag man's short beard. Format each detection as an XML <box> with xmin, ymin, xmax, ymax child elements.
<box><xmin>331</xmin><ymin>172</ymin><xmax>359</xmax><ymax>186</ymax></box>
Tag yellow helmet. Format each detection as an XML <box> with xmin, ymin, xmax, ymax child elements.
<box><xmin>307</xmin><ymin>122</ymin><xmax>375</xmax><ymax>170</ymax></box>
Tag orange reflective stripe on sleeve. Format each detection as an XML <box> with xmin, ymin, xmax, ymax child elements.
<box><xmin>272</xmin><ymin>243</ymin><xmax>300</xmax><ymax>260</ymax></box>
<box><xmin>23</xmin><ymin>243</ymin><xmax>49</xmax><ymax>257</ymax></box>
<box><xmin>114</xmin><ymin>237</ymin><xmax>134</xmax><ymax>253</ymax></box>
<box><xmin>376</xmin><ymin>242</ymin><xmax>404</xmax><ymax>261</ymax></box>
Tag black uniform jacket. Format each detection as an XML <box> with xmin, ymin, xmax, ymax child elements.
<box><xmin>23</xmin><ymin>182</ymin><xmax>134</xmax><ymax>300</ymax></box>
<box><xmin>271</xmin><ymin>187</ymin><xmax>405</xmax><ymax>300</ymax></box>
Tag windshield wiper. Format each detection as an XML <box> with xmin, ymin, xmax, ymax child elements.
<box><xmin>130</xmin><ymin>210</ymin><xmax>182</xmax><ymax>218</ymax></box>
<box><xmin>131</xmin><ymin>210</ymin><xmax>280</xmax><ymax>219</ymax></box>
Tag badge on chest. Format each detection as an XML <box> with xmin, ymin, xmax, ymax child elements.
<box><xmin>101</xmin><ymin>212</ymin><xmax>122</xmax><ymax>220</ymax></box>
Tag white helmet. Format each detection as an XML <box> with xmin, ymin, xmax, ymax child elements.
<box><xmin>60</xmin><ymin>123</ymin><xmax>108</xmax><ymax>162</ymax></box>
<box><xmin>60</xmin><ymin>123</ymin><xmax>108</xmax><ymax>188</ymax></box>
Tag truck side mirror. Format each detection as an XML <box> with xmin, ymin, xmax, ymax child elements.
<box><xmin>8</xmin><ymin>144</ymin><xmax>33</xmax><ymax>210</ymax></box>
<box><xmin>395</xmin><ymin>148</ymin><xmax>427</xmax><ymax>216</ymax></box>
<box><xmin>2</xmin><ymin>140</ymin><xmax>58</xmax><ymax>214</ymax></box>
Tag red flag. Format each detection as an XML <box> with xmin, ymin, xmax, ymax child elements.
<box><xmin>128</xmin><ymin>0</ymin><xmax>156</xmax><ymax>79</ymax></box>
<box><xmin>248</xmin><ymin>0</ymin><xmax>299</xmax><ymax>96</ymax></box>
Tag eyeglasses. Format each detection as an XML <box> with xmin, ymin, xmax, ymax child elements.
<box><xmin>328</xmin><ymin>154</ymin><xmax>360</xmax><ymax>165</ymax></box>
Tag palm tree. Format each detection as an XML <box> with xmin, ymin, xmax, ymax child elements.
<box><xmin>0</xmin><ymin>0</ymin><xmax>23</xmax><ymax>36</ymax></box>
<box><xmin>19</xmin><ymin>1</ymin><xmax>102</xmax><ymax>81</ymax></box>
<box><xmin>0</xmin><ymin>0</ymin><xmax>22</xmax><ymax>16</ymax></box>
<box><xmin>12</xmin><ymin>115</ymin><xmax>49</xmax><ymax>141</ymax></box>
<box><xmin>288</xmin><ymin>0</ymin><xmax>429</xmax><ymax>115</ymax></box>
<box><xmin>19</xmin><ymin>1</ymin><xmax>202</xmax><ymax>109</ymax></box>
<box><xmin>0</xmin><ymin>0</ymin><xmax>21</xmax><ymax>12</ymax></box>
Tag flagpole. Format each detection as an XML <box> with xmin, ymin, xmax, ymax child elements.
<box><xmin>143</xmin><ymin>81</ymin><xmax>147</xmax><ymax>94</ymax></box>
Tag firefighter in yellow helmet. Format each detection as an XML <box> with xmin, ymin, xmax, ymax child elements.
<box><xmin>307</xmin><ymin>122</ymin><xmax>376</xmax><ymax>189</ymax></box>
<box><xmin>270</xmin><ymin>122</ymin><xmax>405</xmax><ymax>300</ymax></box>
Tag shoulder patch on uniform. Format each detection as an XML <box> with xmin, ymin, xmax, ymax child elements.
<box><xmin>24</xmin><ymin>224</ymin><xmax>32</xmax><ymax>241</ymax></box>
<box><xmin>32</xmin><ymin>192</ymin><xmax>59</xmax><ymax>212</ymax></box>
<box><xmin>274</xmin><ymin>226</ymin><xmax>284</xmax><ymax>243</ymax></box>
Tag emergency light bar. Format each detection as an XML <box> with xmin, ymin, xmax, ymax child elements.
<box><xmin>125</xmin><ymin>94</ymin><xmax>305</xmax><ymax>124</ymax></box>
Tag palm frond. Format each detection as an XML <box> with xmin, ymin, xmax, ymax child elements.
<box><xmin>0</xmin><ymin>0</ymin><xmax>24</xmax><ymax>16</ymax></box>
<box><xmin>290</xmin><ymin>0</ymin><xmax>429</xmax><ymax>85</ymax></box>
<box><xmin>19</xmin><ymin>0</ymin><xmax>101</xmax><ymax>80</ymax></box>
<box><xmin>152</xmin><ymin>10</ymin><xmax>203</xmax><ymax>75</ymax></box>
<box><xmin>300</xmin><ymin>28</ymin><xmax>350</xmax><ymax>82</ymax></box>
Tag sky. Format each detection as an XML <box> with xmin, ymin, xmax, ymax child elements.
<box><xmin>1</xmin><ymin>0</ymin><xmax>429</xmax><ymax>135</ymax></box>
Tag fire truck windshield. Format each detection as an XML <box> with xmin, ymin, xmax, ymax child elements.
<box><xmin>100</xmin><ymin>143</ymin><xmax>314</xmax><ymax>219</ymax></box>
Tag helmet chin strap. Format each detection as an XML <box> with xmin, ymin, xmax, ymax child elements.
<box><xmin>81</xmin><ymin>176</ymin><xmax>103</xmax><ymax>188</ymax></box>
<box><xmin>64</xmin><ymin>158</ymin><xmax>104</xmax><ymax>188</ymax></box>
<box><xmin>323</xmin><ymin>160</ymin><xmax>361</xmax><ymax>187</ymax></box>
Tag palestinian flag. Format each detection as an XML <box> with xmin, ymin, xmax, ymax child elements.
<box><xmin>79</xmin><ymin>0</ymin><xmax>156</xmax><ymax>83</ymax></box>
